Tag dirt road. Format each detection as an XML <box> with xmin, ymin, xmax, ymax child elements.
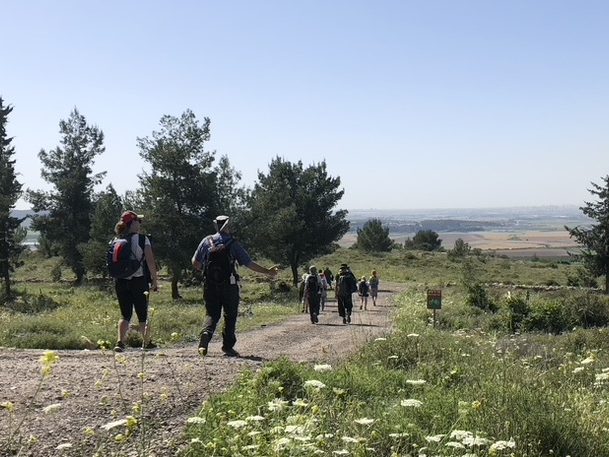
<box><xmin>0</xmin><ymin>286</ymin><xmax>399</xmax><ymax>456</ymax></box>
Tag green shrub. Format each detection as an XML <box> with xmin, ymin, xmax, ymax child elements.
<box><xmin>504</xmin><ymin>294</ymin><xmax>531</xmax><ymax>332</ymax></box>
<box><xmin>465</xmin><ymin>284</ymin><xmax>497</xmax><ymax>312</ymax></box>
<box><xmin>563</xmin><ymin>292</ymin><xmax>609</xmax><ymax>328</ymax></box>
<box><xmin>524</xmin><ymin>298</ymin><xmax>567</xmax><ymax>333</ymax></box>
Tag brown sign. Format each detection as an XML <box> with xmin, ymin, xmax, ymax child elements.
<box><xmin>427</xmin><ymin>289</ymin><xmax>442</xmax><ymax>309</ymax></box>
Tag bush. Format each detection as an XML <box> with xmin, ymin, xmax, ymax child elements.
<box><xmin>504</xmin><ymin>294</ymin><xmax>531</xmax><ymax>332</ymax></box>
<box><xmin>465</xmin><ymin>284</ymin><xmax>497</xmax><ymax>312</ymax></box>
<box><xmin>563</xmin><ymin>292</ymin><xmax>609</xmax><ymax>328</ymax></box>
<box><xmin>524</xmin><ymin>298</ymin><xmax>567</xmax><ymax>334</ymax></box>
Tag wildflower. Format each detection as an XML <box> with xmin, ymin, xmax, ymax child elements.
<box><xmin>489</xmin><ymin>439</ymin><xmax>516</xmax><ymax>452</ymax></box>
<box><xmin>374</xmin><ymin>337</ymin><xmax>387</xmax><ymax>342</ymax></box>
<box><xmin>400</xmin><ymin>399</ymin><xmax>423</xmax><ymax>408</ymax></box>
<box><xmin>342</xmin><ymin>436</ymin><xmax>359</xmax><ymax>443</ymax></box>
<box><xmin>388</xmin><ymin>355</ymin><xmax>398</xmax><ymax>360</ymax></box>
<box><xmin>463</xmin><ymin>435</ymin><xmax>490</xmax><ymax>447</ymax></box>
<box><xmin>101</xmin><ymin>419</ymin><xmax>128</xmax><ymax>432</ymax></box>
<box><xmin>55</xmin><ymin>443</ymin><xmax>72</xmax><ymax>450</ymax></box>
<box><xmin>40</xmin><ymin>350</ymin><xmax>60</xmax><ymax>378</ymax></box>
<box><xmin>581</xmin><ymin>356</ymin><xmax>595</xmax><ymax>365</ymax></box>
<box><xmin>314</xmin><ymin>363</ymin><xmax>332</xmax><ymax>372</ymax></box>
<box><xmin>248</xmin><ymin>431</ymin><xmax>262</xmax><ymax>437</ymax></box>
<box><xmin>268</xmin><ymin>398</ymin><xmax>290</xmax><ymax>411</ymax></box>
<box><xmin>43</xmin><ymin>403</ymin><xmax>62</xmax><ymax>414</ymax></box>
<box><xmin>406</xmin><ymin>379</ymin><xmax>426</xmax><ymax>385</ymax></box>
<box><xmin>333</xmin><ymin>387</ymin><xmax>345</xmax><ymax>395</ymax></box>
<box><xmin>446</xmin><ymin>441</ymin><xmax>465</xmax><ymax>449</ymax></box>
<box><xmin>333</xmin><ymin>450</ymin><xmax>350</xmax><ymax>455</ymax></box>
<box><xmin>1</xmin><ymin>401</ymin><xmax>15</xmax><ymax>412</ymax></box>
<box><xmin>186</xmin><ymin>417</ymin><xmax>206</xmax><ymax>425</ymax></box>
<box><xmin>407</xmin><ymin>333</ymin><xmax>420</xmax><ymax>338</ymax></box>
<box><xmin>595</xmin><ymin>372</ymin><xmax>609</xmax><ymax>382</ymax></box>
<box><xmin>243</xmin><ymin>444</ymin><xmax>260</xmax><ymax>450</ymax></box>
<box><xmin>389</xmin><ymin>432</ymin><xmax>409</xmax><ymax>438</ymax></box>
<box><xmin>273</xmin><ymin>437</ymin><xmax>292</xmax><ymax>449</ymax></box>
<box><xmin>425</xmin><ymin>434</ymin><xmax>445</xmax><ymax>443</ymax></box>
<box><xmin>450</xmin><ymin>430</ymin><xmax>473</xmax><ymax>441</ymax></box>
<box><xmin>190</xmin><ymin>438</ymin><xmax>203</xmax><ymax>444</ymax></box>
<box><xmin>227</xmin><ymin>419</ymin><xmax>247</xmax><ymax>429</ymax></box>
<box><xmin>304</xmin><ymin>379</ymin><xmax>326</xmax><ymax>389</ymax></box>
<box><xmin>354</xmin><ymin>418</ymin><xmax>375</xmax><ymax>425</ymax></box>
<box><xmin>572</xmin><ymin>367</ymin><xmax>585</xmax><ymax>374</ymax></box>
<box><xmin>293</xmin><ymin>399</ymin><xmax>309</xmax><ymax>407</ymax></box>
<box><xmin>246</xmin><ymin>415</ymin><xmax>265</xmax><ymax>422</ymax></box>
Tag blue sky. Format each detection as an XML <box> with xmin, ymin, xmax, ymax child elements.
<box><xmin>2</xmin><ymin>0</ymin><xmax>608</xmax><ymax>210</ymax></box>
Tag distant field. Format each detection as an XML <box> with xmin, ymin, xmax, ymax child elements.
<box><xmin>340</xmin><ymin>229</ymin><xmax>581</xmax><ymax>258</ymax></box>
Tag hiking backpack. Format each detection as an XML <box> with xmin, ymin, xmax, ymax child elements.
<box><xmin>203</xmin><ymin>236</ymin><xmax>236</xmax><ymax>285</ymax></box>
<box><xmin>336</xmin><ymin>272</ymin><xmax>357</xmax><ymax>297</ymax></box>
<box><xmin>306</xmin><ymin>274</ymin><xmax>321</xmax><ymax>297</ymax></box>
<box><xmin>369</xmin><ymin>276</ymin><xmax>379</xmax><ymax>287</ymax></box>
<box><xmin>107</xmin><ymin>234</ymin><xmax>146</xmax><ymax>279</ymax></box>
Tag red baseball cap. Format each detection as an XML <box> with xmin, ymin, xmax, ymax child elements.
<box><xmin>121</xmin><ymin>211</ymin><xmax>144</xmax><ymax>225</ymax></box>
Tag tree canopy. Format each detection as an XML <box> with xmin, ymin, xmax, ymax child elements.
<box><xmin>27</xmin><ymin>108</ymin><xmax>105</xmax><ymax>284</ymax></box>
<box><xmin>404</xmin><ymin>229</ymin><xmax>442</xmax><ymax>251</ymax></box>
<box><xmin>0</xmin><ymin>97</ymin><xmax>26</xmax><ymax>297</ymax></box>
<box><xmin>247</xmin><ymin>157</ymin><xmax>349</xmax><ymax>285</ymax></box>
<box><xmin>566</xmin><ymin>175</ymin><xmax>609</xmax><ymax>293</ymax></box>
<box><xmin>356</xmin><ymin>218</ymin><xmax>394</xmax><ymax>252</ymax></box>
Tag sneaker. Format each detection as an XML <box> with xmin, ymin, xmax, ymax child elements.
<box><xmin>222</xmin><ymin>347</ymin><xmax>240</xmax><ymax>357</ymax></box>
<box><xmin>143</xmin><ymin>341</ymin><xmax>157</xmax><ymax>350</ymax></box>
<box><xmin>113</xmin><ymin>341</ymin><xmax>125</xmax><ymax>353</ymax></box>
<box><xmin>342</xmin><ymin>317</ymin><xmax>347</xmax><ymax>324</ymax></box>
<box><xmin>198</xmin><ymin>332</ymin><xmax>210</xmax><ymax>356</ymax></box>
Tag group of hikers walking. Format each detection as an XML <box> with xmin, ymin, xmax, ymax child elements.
<box><xmin>300</xmin><ymin>264</ymin><xmax>380</xmax><ymax>324</ymax></box>
<box><xmin>109</xmin><ymin>210</ymin><xmax>379</xmax><ymax>357</ymax></box>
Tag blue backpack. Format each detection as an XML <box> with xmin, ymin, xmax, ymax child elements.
<box><xmin>107</xmin><ymin>234</ymin><xmax>146</xmax><ymax>279</ymax></box>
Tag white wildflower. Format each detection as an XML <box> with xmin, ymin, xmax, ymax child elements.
<box><xmin>186</xmin><ymin>416</ymin><xmax>206</xmax><ymax>424</ymax></box>
<box><xmin>286</xmin><ymin>425</ymin><xmax>306</xmax><ymax>434</ymax></box>
<box><xmin>354</xmin><ymin>417</ymin><xmax>375</xmax><ymax>425</ymax></box>
<box><xmin>406</xmin><ymin>379</ymin><xmax>426</xmax><ymax>385</ymax></box>
<box><xmin>293</xmin><ymin>399</ymin><xmax>309</xmax><ymax>407</ymax></box>
<box><xmin>248</xmin><ymin>431</ymin><xmax>261</xmax><ymax>437</ymax></box>
<box><xmin>242</xmin><ymin>444</ymin><xmax>260</xmax><ymax>450</ymax></box>
<box><xmin>462</xmin><ymin>435</ymin><xmax>490</xmax><ymax>447</ymax></box>
<box><xmin>333</xmin><ymin>450</ymin><xmax>350</xmax><ymax>455</ymax></box>
<box><xmin>190</xmin><ymin>438</ymin><xmax>202</xmax><ymax>444</ymax></box>
<box><xmin>56</xmin><ymin>443</ymin><xmax>72</xmax><ymax>450</ymax></box>
<box><xmin>342</xmin><ymin>436</ymin><xmax>359</xmax><ymax>443</ymax></box>
<box><xmin>389</xmin><ymin>432</ymin><xmax>409</xmax><ymax>438</ymax></box>
<box><xmin>407</xmin><ymin>333</ymin><xmax>420</xmax><ymax>338</ymax></box>
<box><xmin>572</xmin><ymin>367</ymin><xmax>585</xmax><ymax>374</ymax></box>
<box><xmin>425</xmin><ymin>434</ymin><xmax>445</xmax><ymax>442</ymax></box>
<box><xmin>246</xmin><ymin>415</ymin><xmax>265</xmax><ymax>422</ymax></box>
<box><xmin>450</xmin><ymin>430</ymin><xmax>473</xmax><ymax>441</ymax></box>
<box><xmin>595</xmin><ymin>372</ymin><xmax>609</xmax><ymax>382</ymax></box>
<box><xmin>268</xmin><ymin>398</ymin><xmax>290</xmax><ymax>411</ymax></box>
<box><xmin>304</xmin><ymin>379</ymin><xmax>326</xmax><ymax>389</ymax></box>
<box><xmin>374</xmin><ymin>337</ymin><xmax>387</xmax><ymax>341</ymax></box>
<box><xmin>401</xmin><ymin>399</ymin><xmax>423</xmax><ymax>408</ymax></box>
<box><xmin>489</xmin><ymin>439</ymin><xmax>516</xmax><ymax>451</ymax></box>
<box><xmin>581</xmin><ymin>356</ymin><xmax>595</xmax><ymax>365</ymax></box>
<box><xmin>274</xmin><ymin>437</ymin><xmax>292</xmax><ymax>448</ymax></box>
<box><xmin>227</xmin><ymin>419</ymin><xmax>247</xmax><ymax>429</ymax></box>
<box><xmin>314</xmin><ymin>364</ymin><xmax>332</xmax><ymax>372</ymax></box>
<box><xmin>446</xmin><ymin>441</ymin><xmax>465</xmax><ymax>449</ymax></box>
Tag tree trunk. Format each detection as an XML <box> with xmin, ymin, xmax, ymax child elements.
<box><xmin>605</xmin><ymin>273</ymin><xmax>609</xmax><ymax>294</ymax></box>
<box><xmin>2</xmin><ymin>267</ymin><xmax>10</xmax><ymax>298</ymax></box>
<box><xmin>171</xmin><ymin>275</ymin><xmax>181</xmax><ymax>299</ymax></box>
<box><xmin>291</xmin><ymin>263</ymin><xmax>299</xmax><ymax>286</ymax></box>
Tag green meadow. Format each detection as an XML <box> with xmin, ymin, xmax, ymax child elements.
<box><xmin>3</xmin><ymin>248</ymin><xmax>609</xmax><ymax>456</ymax></box>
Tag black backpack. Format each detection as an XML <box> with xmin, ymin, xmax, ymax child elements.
<box><xmin>107</xmin><ymin>234</ymin><xmax>146</xmax><ymax>279</ymax></box>
<box><xmin>204</xmin><ymin>238</ymin><xmax>236</xmax><ymax>285</ymax></box>
<box><xmin>306</xmin><ymin>274</ymin><xmax>321</xmax><ymax>296</ymax></box>
<box><xmin>336</xmin><ymin>272</ymin><xmax>356</xmax><ymax>297</ymax></box>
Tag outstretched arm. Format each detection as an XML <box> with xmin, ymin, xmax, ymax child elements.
<box><xmin>246</xmin><ymin>261</ymin><xmax>278</xmax><ymax>277</ymax></box>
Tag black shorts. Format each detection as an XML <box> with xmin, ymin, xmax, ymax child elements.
<box><xmin>115</xmin><ymin>276</ymin><xmax>149</xmax><ymax>323</ymax></box>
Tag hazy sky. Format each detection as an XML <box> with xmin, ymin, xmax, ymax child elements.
<box><xmin>2</xmin><ymin>0</ymin><xmax>608</xmax><ymax>210</ymax></box>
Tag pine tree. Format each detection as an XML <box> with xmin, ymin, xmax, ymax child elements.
<box><xmin>0</xmin><ymin>97</ymin><xmax>26</xmax><ymax>298</ymax></box>
<box><xmin>248</xmin><ymin>157</ymin><xmax>349</xmax><ymax>285</ymax></box>
<box><xmin>566</xmin><ymin>175</ymin><xmax>609</xmax><ymax>293</ymax></box>
<box><xmin>28</xmin><ymin>109</ymin><xmax>105</xmax><ymax>284</ymax></box>
<box><xmin>356</xmin><ymin>218</ymin><xmax>394</xmax><ymax>252</ymax></box>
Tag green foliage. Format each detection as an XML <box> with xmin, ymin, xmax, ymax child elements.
<box><xmin>27</xmin><ymin>108</ymin><xmax>106</xmax><ymax>284</ymax></box>
<box><xmin>404</xmin><ymin>229</ymin><xmax>442</xmax><ymax>251</ymax></box>
<box><xmin>566</xmin><ymin>266</ymin><xmax>599</xmax><ymax>288</ymax></box>
<box><xmin>0</xmin><ymin>97</ymin><xmax>25</xmax><ymax>298</ymax></box>
<box><xmin>355</xmin><ymin>218</ymin><xmax>394</xmax><ymax>252</ymax></box>
<box><xmin>247</xmin><ymin>157</ymin><xmax>349</xmax><ymax>284</ymax></box>
<box><xmin>79</xmin><ymin>185</ymin><xmax>124</xmax><ymax>278</ymax></box>
<box><xmin>447</xmin><ymin>237</ymin><xmax>471</xmax><ymax>260</ymax></box>
<box><xmin>566</xmin><ymin>174</ymin><xmax>609</xmax><ymax>293</ymax></box>
<box><xmin>135</xmin><ymin>110</ymin><xmax>245</xmax><ymax>298</ymax></box>
<box><xmin>504</xmin><ymin>294</ymin><xmax>530</xmax><ymax>332</ymax></box>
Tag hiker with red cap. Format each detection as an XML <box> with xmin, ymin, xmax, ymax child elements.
<box><xmin>192</xmin><ymin>215</ymin><xmax>278</xmax><ymax>357</ymax></box>
<box><xmin>112</xmin><ymin>211</ymin><xmax>159</xmax><ymax>352</ymax></box>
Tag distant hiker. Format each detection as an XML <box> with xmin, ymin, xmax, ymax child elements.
<box><xmin>302</xmin><ymin>265</ymin><xmax>323</xmax><ymax>324</ymax></box>
<box><xmin>335</xmin><ymin>263</ymin><xmax>357</xmax><ymax>324</ymax></box>
<box><xmin>192</xmin><ymin>215</ymin><xmax>278</xmax><ymax>357</ymax></box>
<box><xmin>319</xmin><ymin>272</ymin><xmax>328</xmax><ymax>311</ymax></box>
<box><xmin>111</xmin><ymin>211</ymin><xmax>159</xmax><ymax>353</ymax></box>
<box><xmin>369</xmin><ymin>270</ymin><xmax>380</xmax><ymax>306</ymax></box>
<box><xmin>358</xmin><ymin>276</ymin><xmax>369</xmax><ymax>310</ymax></box>
<box><xmin>323</xmin><ymin>267</ymin><xmax>334</xmax><ymax>288</ymax></box>
<box><xmin>299</xmin><ymin>269</ymin><xmax>309</xmax><ymax>312</ymax></box>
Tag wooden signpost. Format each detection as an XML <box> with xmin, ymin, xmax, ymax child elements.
<box><xmin>426</xmin><ymin>289</ymin><xmax>442</xmax><ymax>327</ymax></box>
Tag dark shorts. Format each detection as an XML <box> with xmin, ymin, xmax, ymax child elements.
<box><xmin>115</xmin><ymin>275</ymin><xmax>150</xmax><ymax>323</ymax></box>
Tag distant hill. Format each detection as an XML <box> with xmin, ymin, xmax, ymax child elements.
<box><xmin>10</xmin><ymin>210</ymin><xmax>36</xmax><ymax>228</ymax></box>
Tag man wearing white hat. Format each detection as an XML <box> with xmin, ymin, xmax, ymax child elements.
<box><xmin>192</xmin><ymin>215</ymin><xmax>278</xmax><ymax>357</ymax></box>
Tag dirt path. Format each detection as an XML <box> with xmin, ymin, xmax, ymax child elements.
<box><xmin>0</xmin><ymin>285</ymin><xmax>401</xmax><ymax>456</ymax></box>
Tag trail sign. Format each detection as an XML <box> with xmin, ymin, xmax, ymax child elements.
<box><xmin>427</xmin><ymin>289</ymin><xmax>442</xmax><ymax>309</ymax></box>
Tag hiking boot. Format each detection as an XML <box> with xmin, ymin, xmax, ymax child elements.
<box><xmin>347</xmin><ymin>314</ymin><xmax>351</xmax><ymax>324</ymax></box>
<box><xmin>113</xmin><ymin>341</ymin><xmax>125</xmax><ymax>353</ymax></box>
<box><xmin>198</xmin><ymin>332</ymin><xmax>210</xmax><ymax>356</ymax></box>
<box><xmin>342</xmin><ymin>317</ymin><xmax>347</xmax><ymax>324</ymax></box>
<box><xmin>143</xmin><ymin>341</ymin><xmax>157</xmax><ymax>350</ymax></box>
<box><xmin>314</xmin><ymin>314</ymin><xmax>319</xmax><ymax>324</ymax></box>
<box><xmin>222</xmin><ymin>347</ymin><xmax>240</xmax><ymax>357</ymax></box>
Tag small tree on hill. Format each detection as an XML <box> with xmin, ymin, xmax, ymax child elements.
<box><xmin>0</xmin><ymin>97</ymin><xmax>26</xmax><ymax>298</ymax></box>
<box><xmin>448</xmin><ymin>238</ymin><xmax>471</xmax><ymax>260</ymax></box>
<box><xmin>356</xmin><ymin>218</ymin><xmax>394</xmax><ymax>252</ymax></box>
<box><xmin>404</xmin><ymin>229</ymin><xmax>442</xmax><ymax>251</ymax></box>
<box><xmin>566</xmin><ymin>175</ymin><xmax>609</xmax><ymax>293</ymax></box>
<box><xmin>27</xmin><ymin>108</ymin><xmax>106</xmax><ymax>284</ymax></box>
